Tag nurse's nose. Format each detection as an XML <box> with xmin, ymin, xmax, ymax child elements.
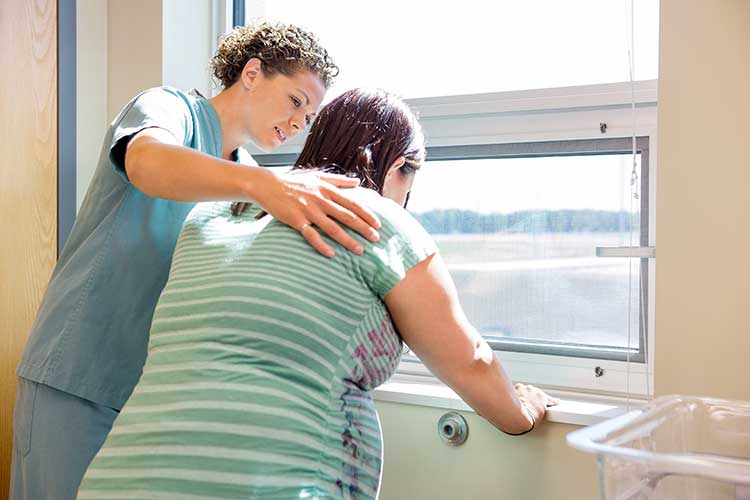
<box><xmin>289</xmin><ymin>111</ymin><xmax>306</xmax><ymax>136</ymax></box>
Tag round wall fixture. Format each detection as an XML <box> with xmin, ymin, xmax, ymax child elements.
<box><xmin>438</xmin><ymin>412</ymin><xmax>469</xmax><ymax>446</ymax></box>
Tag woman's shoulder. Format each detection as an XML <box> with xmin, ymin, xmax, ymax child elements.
<box><xmin>348</xmin><ymin>188</ymin><xmax>428</xmax><ymax>241</ymax></box>
<box><xmin>348</xmin><ymin>188</ymin><xmax>437</xmax><ymax>259</ymax></box>
<box><xmin>178</xmin><ymin>202</ymin><xmax>270</xmax><ymax>250</ymax></box>
<box><xmin>347</xmin><ymin>188</ymin><xmax>410</xmax><ymax>224</ymax></box>
<box><xmin>184</xmin><ymin>201</ymin><xmax>232</xmax><ymax>223</ymax></box>
<box><xmin>182</xmin><ymin>201</ymin><xmax>260</xmax><ymax>233</ymax></box>
<box><xmin>345</xmin><ymin>188</ymin><xmax>438</xmax><ymax>299</ymax></box>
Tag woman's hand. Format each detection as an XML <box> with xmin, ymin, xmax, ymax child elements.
<box><xmin>514</xmin><ymin>383</ymin><xmax>560</xmax><ymax>433</ymax></box>
<box><xmin>249</xmin><ymin>169</ymin><xmax>381</xmax><ymax>257</ymax></box>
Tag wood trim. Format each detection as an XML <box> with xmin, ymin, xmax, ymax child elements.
<box><xmin>0</xmin><ymin>0</ymin><xmax>58</xmax><ymax>495</ymax></box>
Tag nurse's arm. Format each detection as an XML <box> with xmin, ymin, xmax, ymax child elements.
<box><xmin>124</xmin><ymin>128</ymin><xmax>380</xmax><ymax>257</ymax></box>
<box><xmin>384</xmin><ymin>253</ymin><xmax>555</xmax><ymax>435</ymax></box>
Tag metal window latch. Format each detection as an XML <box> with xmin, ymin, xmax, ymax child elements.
<box><xmin>596</xmin><ymin>246</ymin><xmax>656</xmax><ymax>259</ymax></box>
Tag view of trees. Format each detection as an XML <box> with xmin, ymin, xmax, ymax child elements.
<box><xmin>411</xmin><ymin>209</ymin><xmax>637</xmax><ymax>234</ymax></box>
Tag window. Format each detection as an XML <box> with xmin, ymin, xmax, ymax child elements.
<box><xmin>407</xmin><ymin>139</ymin><xmax>648</xmax><ymax>362</ymax></box>
<box><xmin>230</xmin><ymin>1</ymin><xmax>657</xmax><ymax>396</ymax></box>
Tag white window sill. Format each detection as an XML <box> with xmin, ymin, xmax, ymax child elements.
<box><xmin>374</xmin><ymin>378</ymin><xmax>646</xmax><ymax>427</ymax></box>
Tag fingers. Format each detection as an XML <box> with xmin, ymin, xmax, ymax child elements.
<box><xmin>307</xmin><ymin>212</ymin><xmax>365</xmax><ymax>256</ymax></box>
<box><xmin>316</xmin><ymin>173</ymin><xmax>361</xmax><ymax>188</ymax></box>
<box><xmin>267</xmin><ymin>172</ymin><xmax>383</xmax><ymax>257</ymax></box>
<box><xmin>319</xmin><ymin>196</ymin><xmax>379</xmax><ymax>243</ymax></box>
<box><xmin>514</xmin><ymin>383</ymin><xmax>558</xmax><ymax>412</ymax></box>
<box><xmin>297</xmin><ymin>221</ymin><xmax>336</xmax><ymax>258</ymax></box>
<box><xmin>309</xmin><ymin>174</ymin><xmax>380</xmax><ymax>230</ymax></box>
<box><xmin>296</xmin><ymin>182</ymin><xmax>381</xmax><ymax>256</ymax></box>
<box><xmin>326</xmin><ymin>188</ymin><xmax>381</xmax><ymax>232</ymax></box>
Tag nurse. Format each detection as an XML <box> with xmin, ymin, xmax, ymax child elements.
<box><xmin>10</xmin><ymin>22</ymin><xmax>379</xmax><ymax>500</ymax></box>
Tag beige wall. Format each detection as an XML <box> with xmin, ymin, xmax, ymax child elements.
<box><xmin>376</xmin><ymin>402</ymin><xmax>598</xmax><ymax>500</ymax></box>
<box><xmin>107</xmin><ymin>0</ymin><xmax>163</xmax><ymax>121</ymax></box>
<box><xmin>654</xmin><ymin>0</ymin><xmax>750</xmax><ymax>400</ymax></box>
<box><xmin>107</xmin><ymin>0</ymin><xmax>214</xmax><ymax>120</ymax></box>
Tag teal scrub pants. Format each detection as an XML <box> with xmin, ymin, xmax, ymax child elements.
<box><xmin>10</xmin><ymin>377</ymin><xmax>119</xmax><ymax>500</ymax></box>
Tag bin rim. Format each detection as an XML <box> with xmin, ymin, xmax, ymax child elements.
<box><xmin>566</xmin><ymin>394</ymin><xmax>750</xmax><ymax>485</ymax></box>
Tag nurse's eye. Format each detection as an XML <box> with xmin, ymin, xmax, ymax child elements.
<box><xmin>305</xmin><ymin>115</ymin><xmax>312</xmax><ymax>126</ymax></box>
<box><xmin>291</xmin><ymin>96</ymin><xmax>302</xmax><ymax>108</ymax></box>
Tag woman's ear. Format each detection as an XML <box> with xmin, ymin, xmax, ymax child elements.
<box><xmin>384</xmin><ymin>156</ymin><xmax>406</xmax><ymax>180</ymax></box>
<box><xmin>240</xmin><ymin>58</ymin><xmax>263</xmax><ymax>90</ymax></box>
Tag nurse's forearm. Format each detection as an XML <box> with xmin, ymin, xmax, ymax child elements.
<box><xmin>125</xmin><ymin>140</ymin><xmax>269</xmax><ymax>203</ymax></box>
<box><xmin>124</xmin><ymin>132</ymin><xmax>383</xmax><ymax>258</ymax></box>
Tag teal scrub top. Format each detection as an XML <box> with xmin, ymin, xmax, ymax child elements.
<box><xmin>17</xmin><ymin>86</ymin><xmax>252</xmax><ymax>409</ymax></box>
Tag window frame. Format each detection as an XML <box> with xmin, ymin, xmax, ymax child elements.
<box><xmin>232</xmin><ymin>0</ymin><xmax>245</xmax><ymax>27</ymax></box>
<box><xmin>251</xmin><ymin>80</ymin><xmax>657</xmax><ymax>396</ymax></box>
<box><xmin>417</xmin><ymin>137</ymin><xmax>650</xmax><ymax>363</ymax></box>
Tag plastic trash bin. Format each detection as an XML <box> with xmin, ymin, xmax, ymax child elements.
<box><xmin>567</xmin><ymin>395</ymin><xmax>750</xmax><ymax>500</ymax></box>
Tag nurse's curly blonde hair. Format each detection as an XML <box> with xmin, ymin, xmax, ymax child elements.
<box><xmin>211</xmin><ymin>22</ymin><xmax>338</xmax><ymax>89</ymax></box>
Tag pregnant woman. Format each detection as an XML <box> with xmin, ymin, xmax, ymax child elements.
<box><xmin>77</xmin><ymin>88</ymin><xmax>556</xmax><ymax>500</ymax></box>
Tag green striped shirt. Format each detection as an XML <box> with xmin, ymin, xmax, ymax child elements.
<box><xmin>78</xmin><ymin>188</ymin><xmax>437</xmax><ymax>500</ymax></box>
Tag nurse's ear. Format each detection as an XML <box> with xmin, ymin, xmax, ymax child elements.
<box><xmin>240</xmin><ymin>58</ymin><xmax>263</xmax><ymax>91</ymax></box>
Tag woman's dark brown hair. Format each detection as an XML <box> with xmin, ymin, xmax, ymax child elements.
<box><xmin>293</xmin><ymin>88</ymin><xmax>425</xmax><ymax>193</ymax></box>
<box><xmin>232</xmin><ymin>89</ymin><xmax>424</xmax><ymax>217</ymax></box>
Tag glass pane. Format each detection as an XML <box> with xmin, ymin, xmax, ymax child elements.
<box><xmin>408</xmin><ymin>154</ymin><xmax>643</xmax><ymax>349</ymax></box>
<box><xmin>245</xmin><ymin>0</ymin><xmax>659</xmax><ymax>99</ymax></box>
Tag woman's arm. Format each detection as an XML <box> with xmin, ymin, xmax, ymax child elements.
<box><xmin>125</xmin><ymin>128</ymin><xmax>381</xmax><ymax>257</ymax></box>
<box><xmin>384</xmin><ymin>252</ymin><xmax>556</xmax><ymax>434</ymax></box>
